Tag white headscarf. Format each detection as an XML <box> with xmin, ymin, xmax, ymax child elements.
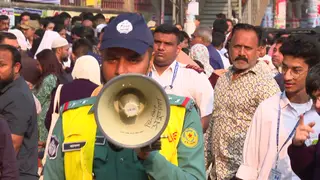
<box><xmin>9</xmin><ymin>29</ymin><xmax>28</xmax><ymax>51</ymax></box>
<box><xmin>72</xmin><ymin>55</ymin><xmax>101</xmax><ymax>85</ymax></box>
<box><xmin>34</xmin><ymin>30</ymin><xmax>60</xmax><ymax>58</ymax></box>
<box><xmin>190</xmin><ymin>44</ymin><xmax>213</xmax><ymax>77</ymax></box>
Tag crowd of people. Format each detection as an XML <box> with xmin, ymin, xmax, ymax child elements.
<box><xmin>0</xmin><ymin>9</ymin><xmax>320</xmax><ymax>180</ymax></box>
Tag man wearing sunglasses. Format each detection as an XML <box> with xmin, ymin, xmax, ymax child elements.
<box><xmin>236</xmin><ymin>34</ymin><xmax>320</xmax><ymax>180</ymax></box>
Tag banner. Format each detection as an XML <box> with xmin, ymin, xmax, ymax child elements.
<box><xmin>19</xmin><ymin>0</ymin><xmax>60</xmax><ymax>4</ymax></box>
<box><xmin>0</xmin><ymin>8</ymin><xmax>15</xmax><ymax>28</ymax></box>
<box><xmin>14</xmin><ymin>8</ymin><xmax>43</xmax><ymax>16</ymax></box>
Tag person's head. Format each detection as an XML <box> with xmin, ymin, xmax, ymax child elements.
<box><xmin>0</xmin><ymin>44</ymin><xmax>21</xmax><ymax>90</ymax></box>
<box><xmin>280</xmin><ymin>34</ymin><xmax>320</xmax><ymax>96</ymax></box>
<box><xmin>71</xmin><ymin>16</ymin><xmax>82</xmax><ymax>27</ymax></box>
<box><xmin>20</xmin><ymin>12</ymin><xmax>31</xmax><ymax>25</ymax></box>
<box><xmin>108</xmin><ymin>16</ymin><xmax>116</xmax><ymax>24</ymax></box>
<box><xmin>190</xmin><ymin>44</ymin><xmax>212</xmax><ymax>76</ymax></box>
<box><xmin>191</xmin><ymin>27</ymin><xmax>212</xmax><ymax>46</ymax></box>
<box><xmin>82</xmin><ymin>13</ymin><xmax>94</xmax><ymax>27</ymax></box>
<box><xmin>216</xmin><ymin>13</ymin><xmax>226</xmax><ymax>19</ymax></box>
<box><xmin>179</xmin><ymin>31</ymin><xmax>190</xmax><ymax>49</ymax></box>
<box><xmin>100</xmin><ymin>13</ymin><xmax>154</xmax><ymax>82</ymax></box>
<box><xmin>212</xmin><ymin>32</ymin><xmax>226</xmax><ymax>50</ymax></box>
<box><xmin>0</xmin><ymin>32</ymin><xmax>19</xmax><ymax>49</ymax></box>
<box><xmin>53</xmin><ymin>23</ymin><xmax>67</xmax><ymax>39</ymax></box>
<box><xmin>78</xmin><ymin>26</ymin><xmax>96</xmax><ymax>45</ymax></box>
<box><xmin>306</xmin><ymin>63</ymin><xmax>320</xmax><ymax>113</ymax></box>
<box><xmin>94</xmin><ymin>13</ymin><xmax>106</xmax><ymax>27</ymax></box>
<box><xmin>20</xmin><ymin>20</ymin><xmax>40</xmax><ymax>39</ymax></box>
<box><xmin>41</xmin><ymin>18</ymin><xmax>55</xmax><ymax>31</ymax></box>
<box><xmin>20</xmin><ymin>53</ymin><xmax>41</xmax><ymax>89</ymax></box>
<box><xmin>59</xmin><ymin>12</ymin><xmax>71</xmax><ymax>27</ymax></box>
<box><xmin>175</xmin><ymin>24</ymin><xmax>183</xmax><ymax>31</ymax></box>
<box><xmin>0</xmin><ymin>15</ymin><xmax>10</xmax><ymax>31</ymax></box>
<box><xmin>72</xmin><ymin>38</ymin><xmax>93</xmax><ymax>61</ymax></box>
<box><xmin>52</xmin><ymin>36</ymin><xmax>69</xmax><ymax>62</ymax></box>
<box><xmin>153</xmin><ymin>24</ymin><xmax>181</xmax><ymax>67</ymax></box>
<box><xmin>213</xmin><ymin>19</ymin><xmax>228</xmax><ymax>35</ymax></box>
<box><xmin>226</xmin><ymin>19</ymin><xmax>233</xmax><ymax>33</ymax></box>
<box><xmin>272</xmin><ymin>37</ymin><xmax>287</xmax><ymax>68</ymax></box>
<box><xmin>36</xmin><ymin>49</ymin><xmax>63</xmax><ymax>83</ymax></box>
<box><xmin>229</xmin><ymin>23</ymin><xmax>261</xmax><ymax>73</ymax></box>
<box><xmin>194</xmin><ymin>16</ymin><xmax>200</xmax><ymax>27</ymax></box>
<box><xmin>72</xmin><ymin>55</ymin><xmax>101</xmax><ymax>85</ymax></box>
<box><xmin>257</xmin><ymin>27</ymin><xmax>268</xmax><ymax>57</ymax></box>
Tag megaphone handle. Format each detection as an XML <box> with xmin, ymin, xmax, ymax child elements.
<box><xmin>140</xmin><ymin>139</ymin><xmax>162</xmax><ymax>152</ymax></box>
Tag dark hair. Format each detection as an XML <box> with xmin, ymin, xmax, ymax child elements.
<box><xmin>53</xmin><ymin>23</ymin><xmax>65</xmax><ymax>33</ymax></box>
<box><xmin>36</xmin><ymin>49</ymin><xmax>63</xmax><ymax>88</ymax></box>
<box><xmin>0</xmin><ymin>44</ymin><xmax>21</xmax><ymax>65</ymax></box>
<box><xmin>256</xmin><ymin>27</ymin><xmax>267</xmax><ymax>46</ymax></box>
<box><xmin>154</xmin><ymin>24</ymin><xmax>180</xmax><ymax>44</ymax></box>
<box><xmin>280</xmin><ymin>34</ymin><xmax>320</xmax><ymax>68</ymax></box>
<box><xmin>231</xmin><ymin>23</ymin><xmax>260</xmax><ymax>45</ymax></box>
<box><xmin>20</xmin><ymin>12</ymin><xmax>31</xmax><ymax>20</ymax></box>
<box><xmin>213</xmin><ymin>19</ymin><xmax>228</xmax><ymax>34</ymax></box>
<box><xmin>83</xmin><ymin>13</ymin><xmax>94</xmax><ymax>22</ymax></box>
<box><xmin>41</xmin><ymin>17</ymin><xmax>55</xmax><ymax>29</ymax></box>
<box><xmin>59</xmin><ymin>12</ymin><xmax>71</xmax><ymax>20</ymax></box>
<box><xmin>71</xmin><ymin>16</ymin><xmax>82</xmax><ymax>26</ymax></box>
<box><xmin>30</xmin><ymin>13</ymin><xmax>41</xmax><ymax>22</ymax></box>
<box><xmin>95</xmin><ymin>13</ymin><xmax>105</xmax><ymax>21</ymax></box>
<box><xmin>0</xmin><ymin>32</ymin><xmax>17</xmax><ymax>44</ymax></box>
<box><xmin>179</xmin><ymin>31</ymin><xmax>190</xmax><ymax>43</ymax></box>
<box><xmin>108</xmin><ymin>16</ymin><xmax>116</xmax><ymax>24</ymax></box>
<box><xmin>72</xmin><ymin>38</ymin><xmax>93</xmax><ymax>58</ymax></box>
<box><xmin>216</xmin><ymin>13</ymin><xmax>226</xmax><ymax>19</ymax></box>
<box><xmin>0</xmin><ymin>15</ymin><xmax>9</xmax><ymax>21</ymax></box>
<box><xmin>306</xmin><ymin>63</ymin><xmax>320</xmax><ymax>97</ymax></box>
<box><xmin>78</xmin><ymin>26</ymin><xmax>96</xmax><ymax>45</ymax></box>
<box><xmin>212</xmin><ymin>32</ymin><xmax>225</xmax><ymax>47</ymax></box>
<box><xmin>275</xmin><ymin>37</ymin><xmax>287</xmax><ymax>45</ymax></box>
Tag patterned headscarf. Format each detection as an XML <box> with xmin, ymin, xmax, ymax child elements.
<box><xmin>190</xmin><ymin>44</ymin><xmax>213</xmax><ymax>77</ymax></box>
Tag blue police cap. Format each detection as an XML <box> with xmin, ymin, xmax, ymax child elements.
<box><xmin>100</xmin><ymin>13</ymin><xmax>154</xmax><ymax>55</ymax></box>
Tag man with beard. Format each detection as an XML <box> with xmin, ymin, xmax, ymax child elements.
<box><xmin>0</xmin><ymin>44</ymin><xmax>38</xmax><ymax>180</ymax></box>
<box><xmin>0</xmin><ymin>15</ymin><xmax>10</xmax><ymax>32</ymax></box>
<box><xmin>52</xmin><ymin>36</ymin><xmax>72</xmax><ymax>84</ymax></box>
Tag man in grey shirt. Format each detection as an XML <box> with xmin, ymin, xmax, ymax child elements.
<box><xmin>0</xmin><ymin>44</ymin><xmax>38</xmax><ymax>180</ymax></box>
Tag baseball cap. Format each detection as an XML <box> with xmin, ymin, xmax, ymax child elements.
<box><xmin>52</xmin><ymin>36</ymin><xmax>69</xmax><ymax>48</ymax></box>
<box><xmin>20</xmin><ymin>20</ymin><xmax>40</xmax><ymax>30</ymax></box>
<box><xmin>100</xmin><ymin>13</ymin><xmax>153</xmax><ymax>55</ymax></box>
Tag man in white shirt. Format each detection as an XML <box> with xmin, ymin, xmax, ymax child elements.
<box><xmin>151</xmin><ymin>24</ymin><xmax>214</xmax><ymax>132</ymax></box>
<box><xmin>236</xmin><ymin>34</ymin><xmax>320</xmax><ymax>180</ymax></box>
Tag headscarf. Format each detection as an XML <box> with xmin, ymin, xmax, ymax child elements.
<box><xmin>34</xmin><ymin>30</ymin><xmax>60</xmax><ymax>58</ymax></box>
<box><xmin>190</xmin><ymin>44</ymin><xmax>213</xmax><ymax>77</ymax></box>
<box><xmin>9</xmin><ymin>29</ymin><xmax>28</xmax><ymax>51</ymax></box>
<box><xmin>71</xmin><ymin>55</ymin><xmax>101</xmax><ymax>85</ymax></box>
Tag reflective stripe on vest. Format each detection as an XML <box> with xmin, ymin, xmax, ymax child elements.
<box><xmin>62</xmin><ymin>105</ymin><xmax>96</xmax><ymax>180</ymax></box>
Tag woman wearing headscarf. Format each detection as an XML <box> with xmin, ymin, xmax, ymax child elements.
<box><xmin>45</xmin><ymin>55</ymin><xmax>101</xmax><ymax>131</ymax></box>
<box><xmin>190</xmin><ymin>44</ymin><xmax>213</xmax><ymax>77</ymax></box>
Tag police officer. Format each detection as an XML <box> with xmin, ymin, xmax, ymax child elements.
<box><xmin>44</xmin><ymin>13</ymin><xmax>206</xmax><ymax>180</ymax></box>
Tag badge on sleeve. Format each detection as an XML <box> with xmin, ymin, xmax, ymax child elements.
<box><xmin>181</xmin><ymin>128</ymin><xmax>199</xmax><ymax>148</ymax></box>
<box><xmin>48</xmin><ymin>135</ymin><xmax>59</xmax><ymax>159</ymax></box>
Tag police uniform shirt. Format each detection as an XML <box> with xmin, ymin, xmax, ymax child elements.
<box><xmin>150</xmin><ymin>60</ymin><xmax>214</xmax><ymax>117</ymax></box>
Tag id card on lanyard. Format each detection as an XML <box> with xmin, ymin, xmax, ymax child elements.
<box><xmin>269</xmin><ymin>93</ymin><xmax>300</xmax><ymax>180</ymax></box>
<box><xmin>149</xmin><ymin>62</ymin><xmax>179</xmax><ymax>90</ymax></box>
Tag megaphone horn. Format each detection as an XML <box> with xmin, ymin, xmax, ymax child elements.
<box><xmin>94</xmin><ymin>74</ymin><xmax>170</xmax><ymax>149</ymax></box>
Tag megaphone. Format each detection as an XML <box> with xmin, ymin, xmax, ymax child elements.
<box><xmin>94</xmin><ymin>74</ymin><xmax>170</xmax><ymax>149</ymax></box>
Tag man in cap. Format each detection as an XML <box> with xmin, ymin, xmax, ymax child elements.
<box><xmin>44</xmin><ymin>13</ymin><xmax>205</xmax><ymax>180</ymax></box>
<box><xmin>19</xmin><ymin>20</ymin><xmax>40</xmax><ymax>49</ymax></box>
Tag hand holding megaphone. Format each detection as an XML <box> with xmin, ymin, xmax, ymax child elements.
<box><xmin>135</xmin><ymin>138</ymin><xmax>162</xmax><ymax>160</ymax></box>
<box><xmin>292</xmin><ymin>115</ymin><xmax>316</xmax><ymax>146</ymax></box>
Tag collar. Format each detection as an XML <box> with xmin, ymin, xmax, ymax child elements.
<box><xmin>228</xmin><ymin>60</ymin><xmax>263</xmax><ymax>78</ymax></box>
<box><xmin>0</xmin><ymin>76</ymin><xmax>21</xmax><ymax>94</ymax></box>
<box><xmin>279</xmin><ymin>92</ymin><xmax>313</xmax><ymax>111</ymax></box>
<box><xmin>152</xmin><ymin>60</ymin><xmax>178</xmax><ymax>74</ymax></box>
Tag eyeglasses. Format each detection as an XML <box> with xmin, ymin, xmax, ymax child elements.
<box><xmin>282</xmin><ymin>66</ymin><xmax>307</xmax><ymax>79</ymax></box>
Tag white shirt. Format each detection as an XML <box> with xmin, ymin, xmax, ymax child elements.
<box><xmin>258</xmin><ymin>55</ymin><xmax>276</xmax><ymax>71</ymax></box>
<box><xmin>237</xmin><ymin>92</ymin><xmax>320</xmax><ymax>180</ymax></box>
<box><xmin>219</xmin><ymin>48</ymin><xmax>230</xmax><ymax>69</ymax></box>
<box><xmin>150</xmin><ymin>61</ymin><xmax>214</xmax><ymax>117</ymax></box>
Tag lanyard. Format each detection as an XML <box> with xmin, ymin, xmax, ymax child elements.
<box><xmin>149</xmin><ymin>62</ymin><xmax>179</xmax><ymax>90</ymax></box>
<box><xmin>275</xmin><ymin>94</ymin><xmax>300</xmax><ymax>169</ymax></box>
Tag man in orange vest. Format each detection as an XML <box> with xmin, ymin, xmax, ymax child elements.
<box><xmin>43</xmin><ymin>13</ymin><xmax>205</xmax><ymax>180</ymax></box>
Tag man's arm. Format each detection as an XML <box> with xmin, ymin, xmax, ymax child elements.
<box><xmin>236</xmin><ymin>103</ymin><xmax>271</xmax><ymax>180</ymax></box>
<box><xmin>0</xmin><ymin>119</ymin><xmax>19</xmax><ymax>180</ymax></box>
<box><xmin>43</xmin><ymin>113</ymin><xmax>65</xmax><ymax>180</ymax></box>
<box><xmin>143</xmin><ymin>103</ymin><xmax>206</xmax><ymax>180</ymax></box>
<box><xmin>11</xmin><ymin>134</ymin><xmax>23</xmax><ymax>154</ymax></box>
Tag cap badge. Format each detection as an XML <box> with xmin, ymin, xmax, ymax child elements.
<box><xmin>116</xmin><ymin>20</ymin><xmax>133</xmax><ymax>34</ymax></box>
